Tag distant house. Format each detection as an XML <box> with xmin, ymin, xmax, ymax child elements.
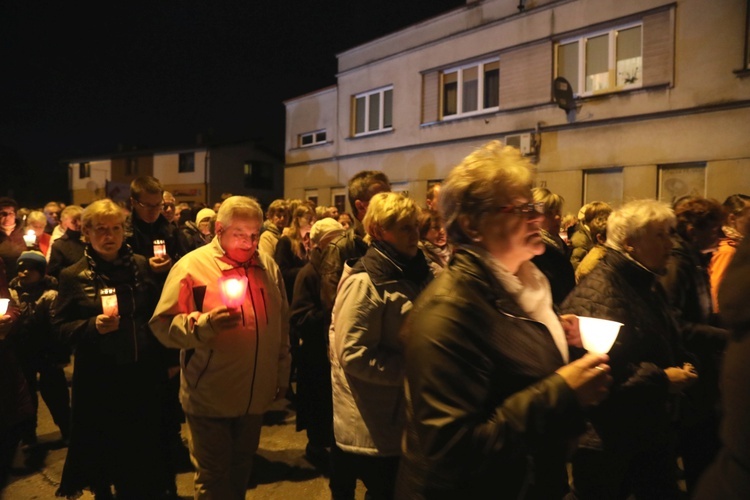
<box><xmin>66</xmin><ymin>140</ymin><xmax>283</xmax><ymax>208</ymax></box>
<box><xmin>285</xmin><ymin>0</ymin><xmax>750</xmax><ymax>213</ymax></box>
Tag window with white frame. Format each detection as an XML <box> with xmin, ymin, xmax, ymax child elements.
<box><xmin>556</xmin><ymin>23</ymin><xmax>642</xmax><ymax>95</ymax></box>
<box><xmin>299</xmin><ymin>130</ymin><xmax>327</xmax><ymax>147</ymax></box>
<box><xmin>352</xmin><ymin>86</ymin><xmax>393</xmax><ymax>136</ymax></box>
<box><xmin>441</xmin><ymin>58</ymin><xmax>499</xmax><ymax>118</ymax></box>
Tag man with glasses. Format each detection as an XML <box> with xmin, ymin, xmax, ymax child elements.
<box><xmin>0</xmin><ymin>197</ymin><xmax>26</xmax><ymax>276</ymax></box>
<box><xmin>150</xmin><ymin>196</ymin><xmax>290</xmax><ymax>500</ymax></box>
<box><xmin>43</xmin><ymin>202</ymin><xmax>62</xmax><ymax>235</ymax></box>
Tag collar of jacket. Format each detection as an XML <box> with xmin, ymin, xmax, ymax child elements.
<box><xmin>208</xmin><ymin>236</ymin><xmax>266</xmax><ymax>271</ymax></box>
<box><xmin>9</xmin><ymin>275</ymin><xmax>58</xmax><ymax>295</ymax></box>
<box><xmin>540</xmin><ymin>229</ymin><xmax>567</xmax><ymax>254</ymax></box>
<box><xmin>262</xmin><ymin>219</ymin><xmax>281</xmax><ymax>237</ymax></box>
<box><xmin>602</xmin><ymin>248</ymin><xmax>660</xmax><ymax>292</ymax></box>
<box><xmin>350</xmin><ymin>245</ymin><xmax>405</xmax><ymax>286</ymax></box>
<box><xmin>671</xmin><ymin>234</ymin><xmax>705</xmax><ymax>269</ymax></box>
<box><xmin>62</xmin><ymin>229</ymin><xmax>82</xmax><ymax>241</ymax></box>
<box><xmin>132</xmin><ymin>212</ymin><xmax>170</xmax><ymax>236</ymax></box>
<box><xmin>449</xmin><ymin>247</ymin><xmax>532</xmax><ymax>320</ymax></box>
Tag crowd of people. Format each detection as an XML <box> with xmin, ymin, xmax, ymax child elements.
<box><xmin>0</xmin><ymin>140</ymin><xmax>748</xmax><ymax>499</ymax></box>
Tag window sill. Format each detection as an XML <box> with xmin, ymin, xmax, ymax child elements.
<box><xmin>734</xmin><ymin>68</ymin><xmax>750</xmax><ymax>78</ymax></box>
<box><xmin>290</xmin><ymin>141</ymin><xmax>333</xmax><ymax>152</ymax></box>
<box><xmin>348</xmin><ymin>128</ymin><xmax>394</xmax><ymax>140</ymax></box>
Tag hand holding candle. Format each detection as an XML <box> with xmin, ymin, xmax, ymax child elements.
<box><xmin>100</xmin><ymin>288</ymin><xmax>119</xmax><ymax>317</ymax></box>
<box><xmin>23</xmin><ymin>230</ymin><xmax>37</xmax><ymax>248</ymax></box>
<box><xmin>218</xmin><ymin>276</ymin><xmax>248</xmax><ymax>309</ymax></box>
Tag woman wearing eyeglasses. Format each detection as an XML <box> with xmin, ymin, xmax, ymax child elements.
<box><xmin>396</xmin><ymin>141</ymin><xmax>612</xmax><ymax>499</ymax></box>
<box><xmin>417</xmin><ymin>209</ymin><xmax>451</xmax><ymax>275</ymax></box>
<box><xmin>0</xmin><ymin>197</ymin><xmax>27</xmax><ymax>277</ymax></box>
<box><xmin>53</xmin><ymin>199</ymin><xmax>170</xmax><ymax>499</ymax></box>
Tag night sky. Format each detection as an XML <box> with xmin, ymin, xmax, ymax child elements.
<box><xmin>1</xmin><ymin>0</ymin><xmax>466</xmax><ymax>205</ymax></box>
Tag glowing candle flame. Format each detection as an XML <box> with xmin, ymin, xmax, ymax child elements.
<box><xmin>219</xmin><ymin>276</ymin><xmax>248</xmax><ymax>309</ymax></box>
<box><xmin>23</xmin><ymin>230</ymin><xmax>37</xmax><ymax>247</ymax></box>
<box><xmin>0</xmin><ymin>298</ymin><xmax>9</xmax><ymax>315</ymax></box>
<box><xmin>577</xmin><ymin>316</ymin><xmax>623</xmax><ymax>354</ymax></box>
<box><xmin>153</xmin><ymin>240</ymin><xmax>167</xmax><ymax>258</ymax></box>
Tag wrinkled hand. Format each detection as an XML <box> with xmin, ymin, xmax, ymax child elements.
<box><xmin>207</xmin><ymin>306</ymin><xmax>242</xmax><ymax>331</ymax></box>
<box><xmin>95</xmin><ymin>314</ymin><xmax>120</xmax><ymax>335</ymax></box>
<box><xmin>665</xmin><ymin>365</ymin><xmax>698</xmax><ymax>394</ymax></box>
<box><xmin>556</xmin><ymin>353</ymin><xmax>612</xmax><ymax>407</ymax></box>
<box><xmin>0</xmin><ymin>314</ymin><xmax>12</xmax><ymax>339</ymax></box>
<box><xmin>559</xmin><ymin>314</ymin><xmax>582</xmax><ymax>348</ymax></box>
<box><xmin>149</xmin><ymin>255</ymin><xmax>173</xmax><ymax>274</ymax></box>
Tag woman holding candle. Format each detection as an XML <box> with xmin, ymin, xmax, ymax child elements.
<box><xmin>561</xmin><ymin>199</ymin><xmax>699</xmax><ymax>499</ymax></box>
<box><xmin>23</xmin><ymin>211</ymin><xmax>52</xmax><ymax>256</ymax></box>
<box><xmin>53</xmin><ymin>199</ymin><xmax>170</xmax><ymax>499</ymax></box>
<box><xmin>396</xmin><ymin>141</ymin><xmax>612</xmax><ymax>500</ymax></box>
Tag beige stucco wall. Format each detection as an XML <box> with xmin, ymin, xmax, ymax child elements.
<box><xmin>153</xmin><ymin>150</ymin><xmax>207</xmax><ymax>186</ymax></box>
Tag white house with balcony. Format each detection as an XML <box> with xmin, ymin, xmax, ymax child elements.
<box><xmin>285</xmin><ymin>0</ymin><xmax>750</xmax><ymax>213</ymax></box>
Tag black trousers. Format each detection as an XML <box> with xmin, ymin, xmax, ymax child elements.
<box><xmin>329</xmin><ymin>444</ymin><xmax>399</xmax><ymax>500</ymax></box>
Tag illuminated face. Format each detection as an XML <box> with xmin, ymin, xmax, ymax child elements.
<box><xmin>27</xmin><ymin>220</ymin><xmax>46</xmax><ymax>238</ymax></box>
<box><xmin>0</xmin><ymin>206</ymin><xmax>16</xmax><ymax>229</ymax></box>
<box><xmin>217</xmin><ymin>217</ymin><xmax>261</xmax><ymax>263</ymax></box>
<box><xmin>628</xmin><ymin>221</ymin><xmax>673</xmax><ymax>274</ymax></box>
<box><xmin>83</xmin><ymin>215</ymin><xmax>125</xmax><ymax>262</ymax></box>
<box><xmin>131</xmin><ymin>191</ymin><xmax>164</xmax><ymax>224</ymax></box>
<box><xmin>329</xmin><ymin>206</ymin><xmax>339</xmax><ymax>219</ymax></box>
<box><xmin>338</xmin><ymin>213</ymin><xmax>352</xmax><ymax>230</ymax></box>
<box><xmin>425</xmin><ymin>220</ymin><xmax>447</xmax><ymax>248</ymax></box>
<box><xmin>162</xmin><ymin>194</ymin><xmax>177</xmax><ymax>222</ymax></box>
<box><xmin>379</xmin><ymin>216</ymin><xmax>420</xmax><ymax>258</ymax></box>
<box><xmin>62</xmin><ymin>214</ymin><xmax>82</xmax><ymax>232</ymax></box>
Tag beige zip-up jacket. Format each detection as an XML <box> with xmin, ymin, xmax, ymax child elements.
<box><xmin>149</xmin><ymin>237</ymin><xmax>290</xmax><ymax>417</ymax></box>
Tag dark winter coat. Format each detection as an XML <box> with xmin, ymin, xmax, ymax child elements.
<box><xmin>561</xmin><ymin>250</ymin><xmax>692</xmax><ymax>480</ymax></box>
<box><xmin>532</xmin><ymin>229</ymin><xmax>575</xmax><ymax>307</ymax></box>
<box><xmin>397</xmin><ymin>248</ymin><xmax>584</xmax><ymax>500</ymax></box>
<box><xmin>47</xmin><ymin>229</ymin><xmax>85</xmax><ymax>278</ymax></box>
<box><xmin>127</xmin><ymin>212</ymin><xmax>184</xmax><ymax>262</ymax></box>
<box><xmin>274</xmin><ymin>235</ymin><xmax>307</xmax><ymax>304</ymax></box>
<box><xmin>694</xmin><ymin>236</ymin><xmax>750</xmax><ymax>499</ymax></box>
<box><xmin>0</xmin><ymin>226</ymin><xmax>27</xmax><ymax>277</ymax></box>
<box><xmin>319</xmin><ymin>221</ymin><xmax>368</xmax><ymax>314</ymax></box>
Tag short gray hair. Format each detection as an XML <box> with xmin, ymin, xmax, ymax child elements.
<box><xmin>216</xmin><ymin>196</ymin><xmax>263</xmax><ymax>227</ymax></box>
<box><xmin>606</xmin><ymin>199</ymin><xmax>675</xmax><ymax>252</ymax></box>
<box><xmin>440</xmin><ymin>140</ymin><xmax>533</xmax><ymax>245</ymax></box>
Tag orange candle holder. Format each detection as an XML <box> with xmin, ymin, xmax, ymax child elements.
<box><xmin>100</xmin><ymin>288</ymin><xmax>119</xmax><ymax>317</ymax></box>
<box><xmin>218</xmin><ymin>276</ymin><xmax>248</xmax><ymax>309</ymax></box>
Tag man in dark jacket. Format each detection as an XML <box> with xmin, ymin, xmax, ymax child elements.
<box><xmin>318</xmin><ymin>170</ymin><xmax>390</xmax><ymax>314</ymax></box>
<box><xmin>47</xmin><ymin>205</ymin><xmax>85</xmax><ymax>278</ymax></box>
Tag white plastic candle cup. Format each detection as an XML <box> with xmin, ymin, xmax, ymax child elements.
<box><xmin>23</xmin><ymin>230</ymin><xmax>37</xmax><ymax>247</ymax></box>
<box><xmin>153</xmin><ymin>240</ymin><xmax>167</xmax><ymax>259</ymax></box>
<box><xmin>0</xmin><ymin>298</ymin><xmax>9</xmax><ymax>315</ymax></box>
<box><xmin>577</xmin><ymin>316</ymin><xmax>623</xmax><ymax>354</ymax></box>
<box><xmin>219</xmin><ymin>276</ymin><xmax>248</xmax><ymax>309</ymax></box>
<box><xmin>100</xmin><ymin>288</ymin><xmax>119</xmax><ymax>317</ymax></box>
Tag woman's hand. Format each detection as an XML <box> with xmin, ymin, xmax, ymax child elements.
<box><xmin>556</xmin><ymin>353</ymin><xmax>612</xmax><ymax>407</ymax></box>
<box><xmin>95</xmin><ymin>314</ymin><xmax>120</xmax><ymax>335</ymax></box>
<box><xmin>559</xmin><ymin>314</ymin><xmax>582</xmax><ymax>348</ymax></box>
<box><xmin>207</xmin><ymin>306</ymin><xmax>242</xmax><ymax>331</ymax></box>
<box><xmin>665</xmin><ymin>365</ymin><xmax>698</xmax><ymax>394</ymax></box>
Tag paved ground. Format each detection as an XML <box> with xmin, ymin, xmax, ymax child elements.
<box><xmin>2</xmin><ymin>373</ymin><xmax>364</xmax><ymax>499</ymax></box>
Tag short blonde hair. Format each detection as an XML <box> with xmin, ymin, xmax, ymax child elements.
<box><xmin>61</xmin><ymin>205</ymin><xmax>83</xmax><ymax>223</ymax></box>
<box><xmin>362</xmin><ymin>192</ymin><xmax>420</xmax><ymax>241</ymax></box>
<box><xmin>82</xmin><ymin>199</ymin><xmax>126</xmax><ymax>230</ymax></box>
<box><xmin>217</xmin><ymin>196</ymin><xmax>263</xmax><ymax>227</ymax></box>
<box><xmin>532</xmin><ymin>187</ymin><xmax>564</xmax><ymax>214</ymax></box>
<box><xmin>606</xmin><ymin>199</ymin><xmax>675</xmax><ymax>252</ymax></box>
<box><xmin>441</xmin><ymin>141</ymin><xmax>533</xmax><ymax>245</ymax></box>
<box><xmin>26</xmin><ymin>211</ymin><xmax>47</xmax><ymax>227</ymax></box>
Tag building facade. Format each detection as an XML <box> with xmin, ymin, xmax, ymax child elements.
<box><xmin>284</xmin><ymin>0</ymin><xmax>750</xmax><ymax>214</ymax></box>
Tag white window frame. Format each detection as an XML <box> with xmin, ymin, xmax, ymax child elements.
<box><xmin>556</xmin><ymin>22</ymin><xmax>643</xmax><ymax>97</ymax></box>
<box><xmin>299</xmin><ymin>129</ymin><xmax>327</xmax><ymax>148</ymax></box>
<box><xmin>440</xmin><ymin>57</ymin><xmax>500</xmax><ymax>120</ymax></box>
<box><xmin>352</xmin><ymin>86</ymin><xmax>393</xmax><ymax>137</ymax></box>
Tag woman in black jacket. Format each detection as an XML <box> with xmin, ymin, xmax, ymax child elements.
<box><xmin>53</xmin><ymin>199</ymin><xmax>170</xmax><ymax>500</ymax></box>
<box><xmin>396</xmin><ymin>141</ymin><xmax>611</xmax><ymax>500</ymax></box>
<box><xmin>561</xmin><ymin>199</ymin><xmax>698</xmax><ymax>499</ymax></box>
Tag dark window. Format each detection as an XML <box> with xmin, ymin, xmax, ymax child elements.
<box><xmin>179</xmin><ymin>152</ymin><xmax>195</xmax><ymax>173</ymax></box>
<box><xmin>126</xmin><ymin>157</ymin><xmax>138</xmax><ymax>175</ymax></box>
<box><xmin>243</xmin><ymin>162</ymin><xmax>274</xmax><ymax>190</ymax></box>
<box><xmin>79</xmin><ymin>162</ymin><xmax>91</xmax><ymax>179</ymax></box>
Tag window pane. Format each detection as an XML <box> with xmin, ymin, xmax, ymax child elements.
<box><xmin>316</xmin><ymin>131</ymin><xmax>326</xmax><ymax>142</ymax></box>
<box><xmin>616</xmin><ymin>26</ymin><xmax>642</xmax><ymax>86</ymax></box>
<box><xmin>355</xmin><ymin>96</ymin><xmax>366</xmax><ymax>134</ymax></box>
<box><xmin>462</xmin><ymin>66</ymin><xmax>478</xmax><ymax>112</ymax></box>
<box><xmin>442</xmin><ymin>72</ymin><xmax>458</xmax><ymax>116</ymax></box>
<box><xmin>484</xmin><ymin>61</ymin><xmax>499</xmax><ymax>108</ymax></box>
<box><xmin>301</xmin><ymin>134</ymin><xmax>313</xmax><ymax>146</ymax></box>
<box><xmin>557</xmin><ymin>42</ymin><xmax>579</xmax><ymax>94</ymax></box>
<box><xmin>368</xmin><ymin>93</ymin><xmax>380</xmax><ymax>131</ymax></box>
<box><xmin>383</xmin><ymin>89</ymin><xmax>393</xmax><ymax>128</ymax></box>
<box><xmin>586</xmin><ymin>35</ymin><xmax>610</xmax><ymax>92</ymax></box>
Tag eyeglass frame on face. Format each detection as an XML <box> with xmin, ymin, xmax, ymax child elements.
<box><xmin>0</xmin><ymin>210</ymin><xmax>16</xmax><ymax>219</ymax></box>
<box><xmin>495</xmin><ymin>201</ymin><xmax>546</xmax><ymax>217</ymax></box>
<box><xmin>219</xmin><ymin>227</ymin><xmax>260</xmax><ymax>245</ymax></box>
<box><xmin>135</xmin><ymin>200</ymin><xmax>165</xmax><ymax>211</ymax></box>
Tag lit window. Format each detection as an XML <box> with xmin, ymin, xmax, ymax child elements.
<box><xmin>352</xmin><ymin>86</ymin><xmax>393</xmax><ymax>136</ymax></box>
<box><xmin>556</xmin><ymin>24</ymin><xmax>642</xmax><ymax>95</ymax></box>
<box><xmin>299</xmin><ymin>130</ymin><xmax>327</xmax><ymax>147</ymax></box>
<box><xmin>179</xmin><ymin>152</ymin><xmax>195</xmax><ymax>173</ymax></box>
<box><xmin>441</xmin><ymin>59</ymin><xmax>499</xmax><ymax>119</ymax></box>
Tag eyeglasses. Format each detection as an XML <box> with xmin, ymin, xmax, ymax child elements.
<box><xmin>135</xmin><ymin>201</ymin><xmax>165</xmax><ymax>211</ymax></box>
<box><xmin>496</xmin><ymin>202</ymin><xmax>545</xmax><ymax>216</ymax></box>
<box><xmin>0</xmin><ymin>211</ymin><xmax>16</xmax><ymax>218</ymax></box>
<box><xmin>162</xmin><ymin>203</ymin><xmax>175</xmax><ymax>211</ymax></box>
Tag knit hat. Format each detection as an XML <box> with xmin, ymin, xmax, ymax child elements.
<box><xmin>196</xmin><ymin>208</ymin><xmax>216</xmax><ymax>225</ymax></box>
<box><xmin>17</xmin><ymin>250</ymin><xmax>47</xmax><ymax>274</ymax></box>
<box><xmin>310</xmin><ymin>218</ymin><xmax>345</xmax><ymax>248</ymax></box>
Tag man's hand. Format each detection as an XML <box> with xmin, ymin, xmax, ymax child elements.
<box><xmin>559</xmin><ymin>314</ymin><xmax>582</xmax><ymax>348</ymax></box>
<box><xmin>206</xmin><ymin>306</ymin><xmax>242</xmax><ymax>331</ymax></box>
<box><xmin>149</xmin><ymin>255</ymin><xmax>173</xmax><ymax>274</ymax></box>
<box><xmin>0</xmin><ymin>314</ymin><xmax>13</xmax><ymax>339</ymax></box>
<box><xmin>665</xmin><ymin>365</ymin><xmax>698</xmax><ymax>394</ymax></box>
<box><xmin>95</xmin><ymin>314</ymin><xmax>120</xmax><ymax>335</ymax></box>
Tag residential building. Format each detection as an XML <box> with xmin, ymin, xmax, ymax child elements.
<box><xmin>284</xmin><ymin>0</ymin><xmax>750</xmax><ymax>214</ymax></box>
